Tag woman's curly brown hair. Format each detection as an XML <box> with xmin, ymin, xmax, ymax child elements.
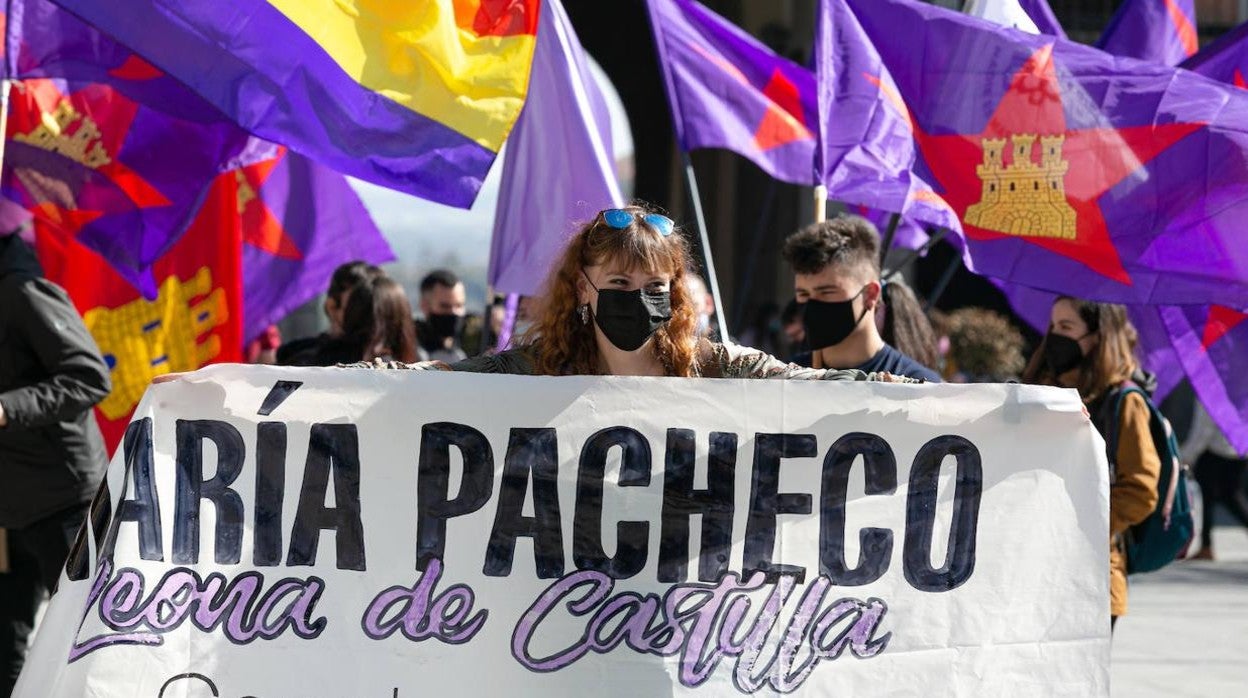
<box><xmin>518</xmin><ymin>205</ymin><xmax>700</xmax><ymax>376</ymax></box>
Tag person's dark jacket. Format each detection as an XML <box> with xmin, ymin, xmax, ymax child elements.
<box><xmin>0</xmin><ymin>234</ymin><xmax>111</xmax><ymax>528</ymax></box>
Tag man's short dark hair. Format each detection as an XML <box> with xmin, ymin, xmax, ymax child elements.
<box><xmin>328</xmin><ymin>261</ymin><xmax>383</xmax><ymax>302</ymax></box>
<box><xmin>420</xmin><ymin>268</ymin><xmax>461</xmax><ymax>294</ymax></box>
<box><xmin>781</xmin><ymin>214</ymin><xmax>882</xmax><ymax>277</ymax></box>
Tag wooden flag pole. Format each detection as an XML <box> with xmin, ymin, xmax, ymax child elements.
<box><xmin>814</xmin><ymin>185</ymin><xmax>828</xmax><ymax>223</ymax></box>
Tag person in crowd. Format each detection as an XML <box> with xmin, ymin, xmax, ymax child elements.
<box><xmin>877</xmin><ymin>273</ymin><xmax>941</xmax><ymax>372</ymax></box>
<box><xmin>941</xmin><ymin>307</ymin><xmax>1026</xmax><ymax>383</ymax></box>
<box><xmin>0</xmin><ymin>233</ymin><xmax>111</xmax><ymax>697</ymax></box>
<box><xmin>1021</xmin><ymin>297</ymin><xmax>1161</xmax><ymax>629</ymax></box>
<box><xmin>317</xmin><ymin>275</ymin><xmax>422</xmax><ymax>365</ymax></box>
<box><xmin>685</xmin><ymin>274</ymin><xmax>718</xmax><ymax>340</ymax></box>
<box><xmin>350</xmin><ymin>206</ymin><xmax>913</xmax><ymax>382</ymax></box>
<box><xmin>782</xmin><ymin>215</ymin><xmax>941</xmax><ymax>382</ymax></box>
<box><xmin>780</xmin><ymin>298</ymin><xmax>806</xmax><ymax>358</ymax></box>
<box><xmin>277</xmin><ymin>261</ymin><xmax>382</xmax><ymax>366</ymax></box>
<box><xmin>416</xmin><ymin>269</ymin><xmax>469</xmax><ymax>362</ymax></box>
<box><xmin>244</xmin><ymin>325</ymin><xmax>282</xmax><ymax>364</ymax></box>
<box><xmin>1180</xmin><ymin>400</ymin><xmax>1248</xmax><ymax>560</ymax></box>
<box><xmin>737</xmin><ymin>302</ymin><xmax>783</xmax><ymax>357</ymax></box>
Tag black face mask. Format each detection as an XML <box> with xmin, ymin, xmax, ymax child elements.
<box><xmin>801</xmin><ymin>286</ymin><xmax>869</xmax><ymax>351</ymax></box>
<box><xmin>585</xmin><ymin>273</ymin><xmax>672</xmax><ymax>352</ymax></box>
<box><xmin>427</xmin><ymin>313</ymin><xmax>464</xmax><ymax>341</ymax></box>
<box><xmin>1043</xmin><ymin>332</ymin><xmax>1088</xmax><ymax>375</ymax></box>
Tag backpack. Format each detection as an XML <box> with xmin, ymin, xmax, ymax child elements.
<box><xmin>1104</xmin><ymin>384</ymin><xmax>1198</xmax><ymax>574</ymax></box>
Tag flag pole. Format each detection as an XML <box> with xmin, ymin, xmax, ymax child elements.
<box><xmin>924</xmin><ymin>252</ymin><xmax>962</xmax><ymax>311</ymax></box>
<box><xmin>814</xmin><ymin>185</ymin><xmax>828</xmax><ymax>223</ymax></box>
<box><xmin>882</xmin><ymin>226</ymin><xmax>949</xmax><ymax>276</ymax></box>
<box><xmin>879</xmin><ymin>213</ymin><xmax>901</xmax><ymax>265</ymax></box>
<box><xmin>681</xmin><ymin>152</ymin><xmax>729</xmax><ymax>342</ymax></box>
<box><xmin>0</xmin><ymin>80</ymin><xmax>10</xmax><ymax>180</ymax></box>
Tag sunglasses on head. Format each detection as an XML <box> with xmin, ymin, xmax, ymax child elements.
<box><xmin>600</xmin><ymin>208</ymin><xmax>675</xmax><ymax>237</ymax></box>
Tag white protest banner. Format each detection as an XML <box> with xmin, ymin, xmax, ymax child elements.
<box><xmin>16</xmin><ymin>366</ymin><xmax>1110</xmax><ymax>697</ymax></box>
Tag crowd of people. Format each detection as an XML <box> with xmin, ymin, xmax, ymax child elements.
<box><xmin>2</xmin><ymin>205</ymin><xmax>1247</xmax><ymax>694</ymax></box>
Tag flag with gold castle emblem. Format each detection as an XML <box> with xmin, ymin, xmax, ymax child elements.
<box><xmin>816</xmin><ymin>0</ymin><xmax>1248</xmax><ymax>308</ymax></box>
<box><xmin>1</xmin><ymin>79</ymin><xmax>249</xmax><ymax>296</ymax></box>
<box><xmin>45</xmin><ymin>0</ymin><xmax>541</xmax><ymax>207</ymax></box>
<box><xmin>33</xmin><ymin>177</ymin><xmax>243</xmax><ymax>452</ymax></box>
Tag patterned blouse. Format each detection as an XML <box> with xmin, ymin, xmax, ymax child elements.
<box><xmin>350</xmin><ymin>340</ymin><xmax>917</xmax><ymax>382</ymax></box>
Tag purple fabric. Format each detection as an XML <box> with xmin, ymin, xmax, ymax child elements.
<box><xmin>488</xmin><ymin>0</ymin><xmax>621</xmax><ymax>296</ymax></box>
<box><xmin>817</xmin><ymin>0</ymin><xmax>1248</xmax><ymax>308</ymax></box>
<box><xmin>497</xmin><ymin>292</ymin><xmax>520</xmax><ymax>351</ymax></box>
<box><xmin>240</xmin><ymin>149</ymin><xmax>394</xmax><ymax>343</ymax></box>
<box><xmin>7</xmin><ymin>0</ymin><xmax>230</xmax><ymax>123</ymax></box>
<box><xmin>647</xmin><ymin>0</ymin><xmax>817</xmax><ymax>186</ymax></box>
<box><xmin>1155</xmin><ymin>305</ymin><xmax>1248</xmax><ymax>452</ymax></box>
<box><xmin>1097</xmin><ymin>0</ymin><xmax>1198</xmax><ymax>67</ymax></box>
<box><xmin>1019</xmin><ymin>0</ymin><xmax>1066</xmax><ymax>38</ymax></box>
<box><xmin>0</xmin><ymin>195</ymin><xmax>32</xmax><ymax>234</ymax></box>
<box><xmin>47</xmin><ymin>0</ymin><xmax>498</xmax><ymax>208</ymax></box>
<box><xmin>2</xmin><ymin>79</ymin><xmax>248</xmax><ymax>297</ymax></box>
<box><xmin>850</xmin><ymin>205</ymin><xmax>932</xmax><ymax>252</ymax></box>
<box><xmin>1182</xmin><ymin>20</ymin><xmax>1248</xmax><ymax>85</ymax></box>
<box><xmin>4</xmin><ymin>0</ymin><xmax>259</xmax><ymax>294</ymax></box>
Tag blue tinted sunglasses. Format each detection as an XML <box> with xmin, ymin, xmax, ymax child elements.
<box><xmin>600</xmin><ymin>208</ymin><xmax>675</xmax><ymax>237</ymax></box>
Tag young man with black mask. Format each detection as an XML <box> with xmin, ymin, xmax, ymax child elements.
<box><xmin>782</xmin><ymin>215</ymin><xmax>941</xmax><ymax>382</ymax></box>
<box><xmin>416</xmin><ymin>269</ymin><xmax>469</xmax><ymax>363</ymax></box>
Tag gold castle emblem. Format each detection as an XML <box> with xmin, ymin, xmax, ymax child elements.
<box><xmin>12</xmin><ymin>101</ymin><xmax>112</xmax><ymax>169</ymax></box>
<box><xmin>85</xmin><ymin>268</ymin><xmax>228</xmax><ymax>420</ymax></box>
<box><xmin>964</xmin><ymin>134</ymin><xmax>1077</xmax><ymax>240</ymax></box>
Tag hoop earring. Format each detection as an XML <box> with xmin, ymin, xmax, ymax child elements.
<box><xmin>579</xmin><ymin>303</ymin><xmax>589</xmax><ymax>325</ymax></box>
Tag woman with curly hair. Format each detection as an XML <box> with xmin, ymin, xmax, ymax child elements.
<box><xmin>372</xmin><ymin>206</ymin><xmax>909</xmax><ymax>381</ymax></box>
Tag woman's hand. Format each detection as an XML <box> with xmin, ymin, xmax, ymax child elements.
<box><xmin>151</xmin><ymin>372</ymin><xmax>191</xmax><ymax>385</ymax></box>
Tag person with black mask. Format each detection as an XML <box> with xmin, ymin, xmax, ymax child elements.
<box><xmin>781</xmin><ymin>215</ymin><xmax>940</xmax><ymax>382</ymax></box>
<box><xmin>0</xmin><ymin>233</ymin><xmax>111</xmax><ymax>696</ymax></box>
<box><xmin>1021</xmin><ymin>297</ymin><xmax>1161</xmax><ymax>630</ymax></box>
<box><xmin>334</xmin><ymin>205</ymin><xmax>912</xmax><ymax>383</ymax></box>
<box><xmin>276</xmin><ymin>261</ymin><xmax>382</xmax><ymax>366</ymax></box>
<box><xmin>416</xmin><ymin>269</ymin><xmax>469</xmax><ymax>362</ymax></box>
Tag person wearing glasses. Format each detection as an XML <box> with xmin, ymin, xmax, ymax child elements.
<box><xmin>359</xmin><ymin>205</ymin><xmax>911</xmax><ymax>382</ymax></box>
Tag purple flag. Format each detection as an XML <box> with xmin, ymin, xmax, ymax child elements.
<box><xmin>2</xmin><ymin>79</ymin><xmax>249</xmax><ymax>297</ymax></box>
<box><xmin>237</xmin><ymin>147</ymin><xmax>393</xmax><ymax>342</ymax></box>
<box><xmin>1019</xmin><ymin>0</ymin><xmax>1066</xmax><ymax>38</ymax></box>
<box><xmin>1182</xmin><ymin>20</ymin><xmax>1248</xmax><ymax>86</ymax></box>
<box><xmin>1156</xmin><ymin>305</ymin><xmax>1248</xmax><ymax>452</ymax></box>
<box><xmin>1098</xmin><ymin>0</ymin><xmax>1198</xmax><ymax>67</ymax></box>
<box><xmin>964</xmin><ymin>0</ymin><xmax>1065</xmax><ymax>37</ymax></box>
<box><xmin>849</xmin><ymin>205</ymin><xmax>933</xmax><ymax>253</ymax></box>
<box><xmin>46</xmin><ymin>0</ymin><xmax>540</xmax><ymax>208</ymax></box>
<box><xmin>816</xmin><ymin>0</ymin><xmax>1248</xmax><ymax>308</ymax></box>
<box><xmin>489</xmin><ymin>0</ymin><xmax>622</xmax><ymax>297</ymax></box>
<box><xmin>3</xmin><ymin>0</ymin><xmax>258</xmax><ymax>295</ymax></box>
<box><xmin>647</xmin><ymin>0</ymin><xmax>817</xmax><ymax>186</ymax></box>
